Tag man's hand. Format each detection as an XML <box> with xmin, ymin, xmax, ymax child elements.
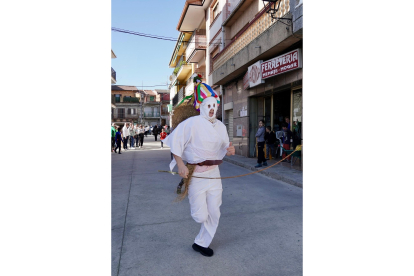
<box><xmin>226</xmin><ymin>142</ymin><xmax>235</xmax><ymax>156</ymax></box>
<box><xmin>173</xmin><ymin>154</ymin><xmax>189</xmax><ymax>178</ymax></box>
<box><xmin>177</xmin><ymin>163</ymin><xmax>189</xmax><ymax>178</ymax></box>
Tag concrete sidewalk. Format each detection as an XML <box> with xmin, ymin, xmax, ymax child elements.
<box><xmin>223</xmin><ymin>154</ymin><xmax>303</xmax><ymax>188</ymax></box>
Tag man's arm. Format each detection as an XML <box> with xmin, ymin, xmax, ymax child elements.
<box><xmin>173</xmin><ymin>154</ymin><xmax>189</xmax><ymax>178</ymax></box>
<box><xmin>255</xmin><ymin>127</ymin><xmax>264</xmax><ymax>137</ymax></box>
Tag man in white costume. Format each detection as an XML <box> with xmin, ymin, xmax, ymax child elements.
<box><xmin>163</xmin><ymin>75</ymin><xmax>235</xmax><ymax>257</ymax></box>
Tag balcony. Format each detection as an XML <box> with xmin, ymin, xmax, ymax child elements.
<box><xmin>172</xmin><ymin>87</ymin><xmax>185</xmax><ymax>107</ymax></box>
<box><xmin>171</xmin><ymin>55</ymin><xmax>192</xmax><ymax>84</ymax></box>
<box><xmin>212</xmin><ymin>0</ymin><xmax>290</xmax><ymax>72</ymax></box>
<box><xmin>143</xmin><ymin>112</ymin><xmax>160</xmax><ymax>118</ymax></box>
<box><xmin>185</xmin><ymin>29</ymin><xmax>207</xmax><ymax>64</ymax></box>
<box><xmin>111</xmin><ymin>67</ymin><xmax>116</xmax><ymax>84</ymax></box>
<box><xmin>122</xmin><ymin>96</ymin><xmax>139</xmax><ymax>103</ymax></box>
<box><xmin>113</xmin><ymin>113</ymin><xmax>139</xmax><ymax>120</ymax></box>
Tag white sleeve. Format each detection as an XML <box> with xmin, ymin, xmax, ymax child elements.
<box><xmin>162</xmin><ymin>119</ymin><xmax>193</xmax><ymax>171</ymax></box>
<box><xmin>217</xmin><ymin>123</ymin><xmax>230</xmax><ymax>159</ymax></box>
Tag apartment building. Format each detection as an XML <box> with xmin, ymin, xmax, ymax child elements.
<box><xmin>210</xmin><ymin>0</ymin><xmax>303</xmax><ymax>158</ymax></box>
<box><xmin>111</xmin><ymin>85</ymin><xmax>141</xmax><ymax>126</ymax></box>
<box><xmin>111</xmin><ymin>49</ymin><xmax>117</xmax><ymax>117</ymax></box>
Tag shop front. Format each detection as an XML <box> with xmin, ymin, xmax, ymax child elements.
<box><xmin>223</xmin><ymin>47</ymin><xmax>303</xmax><ymax>158</ymax></box>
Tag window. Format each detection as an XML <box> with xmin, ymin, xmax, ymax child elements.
<box><xmin>213</xmin><ymin>2</ymin><xmax>219</xmax><ymax>19</ymax></box>
<box><xmin>210</xmin><ymin>0</ymin><xmax>220</xmax><ymax>23</ymax></box>
<box><xmin>150</xmin><ymin>96</ymin><xmax>155</xmax><ymax>101</ymax></box>
<box><xmin>115</xmin><ymin>94</ymin><xmax>121</xmax><ymax>103</ymax></box>
<box><xmin>118</xmin><ymin>108</ymin><xmax>125</xmax><ymax>119</ymax></box>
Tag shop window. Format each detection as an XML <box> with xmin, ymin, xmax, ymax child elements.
<box><xmin>292</xmin><ymin>89</ymin><xmax>302</xmax><ymax>139</ymax></box>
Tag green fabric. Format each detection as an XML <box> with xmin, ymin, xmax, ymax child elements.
<box><xmin>111</xmin><ymin>126</ymin><xmax>116</xmax><ymax>137</ymax></box>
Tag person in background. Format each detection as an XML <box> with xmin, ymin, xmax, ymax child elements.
<box><xmin>129</xmin><ymin>123</ymin><xmax>135</xmax><ymax>150</ymax></box>
<box><xmin>153</xmin><ymin>124</ymin><xmax>159</xmax><ymax>141</ymax></box>
<box><xmin>255</xmin><ymin>120</ymin><xmax>267</xmax><ymax>168</ymax></box>
<box><xmin>122</xmin><ymin>123</ymin><xmax>130</xmax><ymax>150</ymax></box>
<box><xmin>138</xmin><ymin>125</ymin><xmax>145</xmax><ymax>148</ymax></box>
<box><xmin>134</xmin><ymin>125</ymin><xmax>139</xmax><ymax>148</ymax></box>
<box><xmin>166</xmin><ymin>125</ymin><xmax>171</xmax><ymax>134</ymax></box>
<box><xmin>160</xmin><ymin>128</ymin><xmax>167</xmax><ymax>149</ymax></box>
<box><xmin>264</xmin><ymin>126</ymin><xmax>276</xmax><ymax>160</ymax></box>
<box><xmin>114</xmin><ymin>127</ymin><xmax>122</xmax><ymax>154</ymax></box>
<box><xmin>145</xmin><ymin>125</ymin><xmax>149</xmax><ymax>137</ymax></box>
<box><xmin>285</xmin><ymin>116</ymin><xmax>291</xmax><ymax>130</ymax></box>
<box><xmin>281</xmin><ymin>123</ymin><xmax>292</xmax><ymax>163</ymax></box>
<box><xmin>111</xmin><ymin>123</ymin><xmax>116</xmax><ymax>152</ymax></box>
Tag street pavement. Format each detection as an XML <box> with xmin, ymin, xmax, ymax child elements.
<box><xmin>112</xmin><ymin>139</ymin><xmax>303</xmax><ymax>276</ymax></box>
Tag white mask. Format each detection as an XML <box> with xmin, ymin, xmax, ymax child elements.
<box><xmin>200</xmin><ymin>97</ymin><xmax>218</xmax><ymax>123</ymax></box>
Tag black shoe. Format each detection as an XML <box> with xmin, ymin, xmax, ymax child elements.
<box><xmin>118</xmin><ymin>152</ymin><xmax>122</xmax><ymax>154</ymax></box>
<box><xmin>192</xmin><ymin>243</ymin><xmax>214</xmax><ymax>257</ymax></box>
<box><xmin>263</xmin><ymin>161</ymin><xmax>268</xmax><ymax>166</ymax></box>
<box><xmin>114</xmin><ymin>150</ymin><xmax>117</xmax><ymax>153</ymax></box>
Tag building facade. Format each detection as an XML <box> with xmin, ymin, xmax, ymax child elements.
<box><xmin>210</xmin><ymin>0</ymin><xmax>303</xmax><ymax>158</ymax></box>
<box><xmin>111</xmin><ymin>49</ymin><xmax>117</xmax><ymax>117</ymax></box>
<box><xmin>111</xmin><ymin>85</ymin><xmax>141</xmax><ymax>127</ymax></box>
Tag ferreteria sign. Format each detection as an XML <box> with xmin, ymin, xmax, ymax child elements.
<box><xmin>261</xmin><ymin>49</ymin><xmax>302</xmax><ymax>79</ymax></box>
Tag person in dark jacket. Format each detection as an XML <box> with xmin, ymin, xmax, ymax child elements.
<box><xmin>281</xmin><ymin>123</ymin><xmax>292</xmax><ymax>162</ymax></box>
<box><xmin>153</xmin><ymin>124</ymin><xmax>158</xmax><ymax>141</ymax></box>
<box><xmin>255</xmin><ymin>120</ymin><xmax>267</xmax><ymax>168</ymax></box>
<box><xmin>264</xmin><ymin>126</ymin><xmax>276</xmax><ymax>160</ymax></box>
<box><xmin>114</xmin><ymin>127</ymin><xmax>122</xmax><ymax>154</ymax></box>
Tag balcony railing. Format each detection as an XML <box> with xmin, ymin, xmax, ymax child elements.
<box><xmin>113</xmin><ymin>113</ymin><xmax>139</xmax><ymax>120</ymax></box>
<box><xmin>185</xmin><ymin>29</ymin><xmax>207</xmax><ymax>62</ymax></box>
<box><xmin>122</xmin><ymin>96</ymin><xmax>140</xmax><ymax>103</ymax></box>
<box><xmin>143</xmin><ymin>112</ymin><xmax>160</xmax><ymax>117</ymax></box>
<box><xmin>173</xmin><ymin>55</ymin><xmax>186</xmax><ymax>75</ymax></box>
<box><xmin>111</xmin><ymin>67</ymin><xmax>116</xmax><ymax>81</ymax></box>
<box><xmin>212</xmin><ymin>0</ymin><xmax>290</xmax><ymax>72</ymax></box>
<box><xmin>172</xmin><ymin>93</ymin><xmax>179</xmax><ymax>106</ymax></box>
<box><xmin>178</xmin><ymin>86</ymin><xmax>184</xmax><ymax>104</ymax></box>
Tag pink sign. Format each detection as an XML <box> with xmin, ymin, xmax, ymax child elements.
<box><xmin>261</xmin><ymin>49</ymin><xmax>302</xmax><ymax>79</ymax></box>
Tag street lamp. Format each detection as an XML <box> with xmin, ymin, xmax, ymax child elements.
<box><xmin>262</xmin><ymin>0</ymin><xmax>291</xmax><ymax>23</ymax></box>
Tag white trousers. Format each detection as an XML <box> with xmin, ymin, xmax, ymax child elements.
<box><xmin>188</xmin><ymin>166</ymin><xmax>222</xmax><ymax>248</ymax></box>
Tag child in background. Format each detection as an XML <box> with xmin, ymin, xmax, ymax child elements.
<box><xmin>281</xmin><ymin>123</ymin><xmax>292</xmax><ymax>162</ymax></box>
<box><xmin>160</xmin><ymin>128</ymin><xmax>167</xmax><ymax>149</ymax></box>
<box><xmin>264</xmin><ymin>126</ymin><xmax>276</xmax><ymax>160</ymax></box>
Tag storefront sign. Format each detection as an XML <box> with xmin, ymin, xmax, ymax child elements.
<box><xmin>239</xmin><ymin>106</ymin><xmax>247</xmax><ymax>117</ymax></box>
<box><xmin>243</xmin><ymin>71</ymin><xmax>249</xmax><ymax>89</ymax></box>
<box><xmin>261</xmin><ymin>49</ymin><xmax>302</xmax><ymax>79</ymax></box>
<box><xmin>248</xmin><ymin>60</ymin><xmax>264</xmax><ymax>87</ymax></box>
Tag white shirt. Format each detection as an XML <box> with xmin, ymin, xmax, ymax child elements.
<box><xmin>162</xmin><ymin>115</ymin><xmax>230</xmax><ymax>171</ymax></box>
<box><xmin>123</xmin><ymin>126</ymin><xmax>130</xmax><ymax>137</ymax></box>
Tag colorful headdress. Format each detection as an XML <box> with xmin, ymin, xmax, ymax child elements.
<box><xmin>193</xmin><ymin>82</ymin><xmax>220</xmax><ymax>111</ymax></box>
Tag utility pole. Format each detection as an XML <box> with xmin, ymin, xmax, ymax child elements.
<box><xmin>141</xmin><ymin>81</ymin><xmax>144</xmax><ymax>124</ymax></box>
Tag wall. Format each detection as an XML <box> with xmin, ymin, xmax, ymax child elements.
<box><xmin>229</xmin><ymin>0</ymin><xmax>265</xmax><ymax>40</ymax></box>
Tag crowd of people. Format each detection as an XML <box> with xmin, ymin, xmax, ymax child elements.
<box><xmin>111</xmin><ymin>123</ymin><xmax>171</xmax><ymax>153</ymax></box>
<box><xmin>255</xmin><ymin>116</ymin><xmax>301</xmax><ymax>168</ymax></box>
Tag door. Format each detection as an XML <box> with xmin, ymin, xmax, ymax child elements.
<box><xmin>226</xmin><ymin>110</ymin><xmax>234</xmax><ymax>142</ymax></box>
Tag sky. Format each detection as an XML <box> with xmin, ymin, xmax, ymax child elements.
<box><xmin>111</xmin><ymin>0</ymin><xmax>185</xmax><ymax>89</ymax></box>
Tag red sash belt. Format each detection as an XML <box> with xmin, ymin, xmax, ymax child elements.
<box><xmin>188</xmin><ymin>160</ymin><xmax>223</xmax><ymax>166</ymax></box>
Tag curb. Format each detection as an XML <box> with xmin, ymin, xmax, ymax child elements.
<box><xmin>223</xmin><ymin>157</ymin><xmax>303</xmax><ymax>189</ymax></box>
